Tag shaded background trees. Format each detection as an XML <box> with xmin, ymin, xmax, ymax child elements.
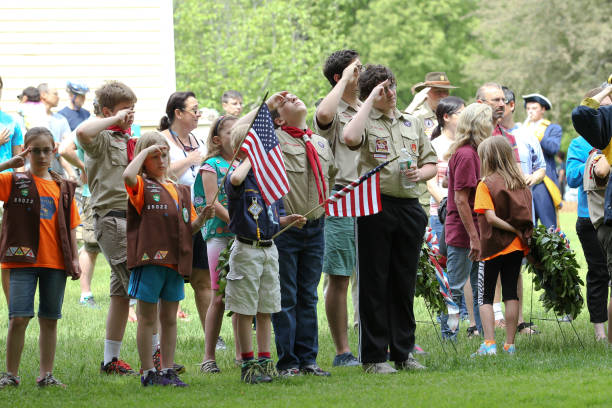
<box><xmin>174</xmin><ymin>0</ymin><xmax>612</xmax><ymax>151</ymax></box>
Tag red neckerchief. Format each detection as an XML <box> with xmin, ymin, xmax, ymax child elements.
<box><xmin>106</xmin><ymin>125</ymin><xmax>131</xmax><ymax>136</ymax></box>
<box><xmin>106</xmin><ymin>126</ymin><xmax>136</xmax><ymax>161</ymax></box>
<box><xmin>281</xmin><ymin>126</ymin><xmax>327</xmax><ymax>204</ymax></box>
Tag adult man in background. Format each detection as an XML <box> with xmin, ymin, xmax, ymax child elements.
<box><xmin>58</xmin><ymin>81</ymin><xmax>91</xmax><ymax>131</ymax></box>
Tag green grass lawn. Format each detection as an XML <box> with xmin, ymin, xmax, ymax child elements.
<box><xmin>1</xmin><ymin>212</ymin><xmax>611</xmax><ymax>407</ymax></box>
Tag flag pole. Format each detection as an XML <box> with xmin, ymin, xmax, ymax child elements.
<box><xmin>271</xmin><ymin>155</ymin><xmax>400</xmax><ymax>240</ymax></box>
<box><xmin>207</xmin><ymin>91</ymin><xmax>269</xmax><ymax>207</ymax></box>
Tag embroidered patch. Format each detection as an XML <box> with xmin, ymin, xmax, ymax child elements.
<box><xmin>318</xmin><ymin>141</ymin><xmax>325</xmax><ymax>149</ymax></box>
<box><xmin>404</xmin><ymin>120</ymin><xmax>411</xmax><ymax>127</ymax></box>
<box><xmin>39</xmin><ymin>196</ymin><xmax>56</xmax><ymax>220</ymax></box>
<box><xmin>375</xmin><ymin>139</ymin><xmax>389</xmax><ymax>153</ymax></box>
<box><xmin>411</xmin><ymin>143</ymin><xmax>418</xmax><ymax>155</ymax></box>
<box><xmin>182</xmin><ymin>207</ymin><xmax>189</xmax><ymax>222</ymax></box>
<box><xmin>194</xmin><ymin>196</ymin><xmax>204</xmax><ymax>206</ymax></box>
<box><xmin>142</xmin><ymin>253</ymin><xmax>150</xmax><ymax>261</ymax></box>
<box><xmin>20</xmin><ymin>188</ymin><xmax>29</xmax><ymax>197</ymax></box>
<box><xmin>154</xmin><ymin>250</ymin><xmax>168</xmax><ymax>260</ymax></box>
<box><xmin>153</xmin><ymin>193</ymin><xmax>161</xmax><ymax>202</ymax></box>
<box><xmin>248</xmin><ymin>200</ymin><xmax>263</xmax><ymax>217</ymax></box>
<box><xmin>424</xmin><ymin>118</ymin><xmax>434</xmax><ymax>128</ymax></box>
<box><xmin>15</xmin><ymin>248</ymin><xmax>24</xmax><ymax>256</ymax></box>
<box><xmin>25</xmin><ymin>248</ymin><xmax>34</xmax><ymax>258</ymax></box>
<box><xmin>373</xmin><ymin>153</ymin><xmax>387</xmax><ymax>159</ymax></box>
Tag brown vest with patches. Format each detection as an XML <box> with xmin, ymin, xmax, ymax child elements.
<box><xmin>0</xmin><ymin>171</ymin><xmax>78</xmax><ymax>277</ymax></box>
<box><xmin>127</xmin><ymin>178</ymin><xmax>193</xmax><ymax>276</ymax></box>
<box><xmin>477</xmin><ymin>173</ymin><xmax>534</xmax><ymax>260</ymax></box>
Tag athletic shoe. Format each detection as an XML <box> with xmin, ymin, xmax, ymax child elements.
<box><xmin>141</xmin><ymin>370</ymin><xmax>165</xmax><ymax>387</ymax></box>
<box><xmin>241</xmin><ymin>360</ymin><xmax>272</xmax><ymax>384</ymax></box>
<box><xmin>215</xmin><ymin>336</ymin><xmax>227</xmax><ymax>351</ymax></box>
<box><xmin>0</xmin><ymin>372</ymin><xmax>20</xmax><ymax>388</ymax></box>
<box><xmin>412</xmin><ymin>344</ymin><xmax>429</xmax><ymax>356</ymax></box>
<box><xmin>278</xmin><ymin>367</ymin><xmax>301</xmax><ymax>378</ymax></box>
<box><xmin>100</xmin><ymin>358</ymin><xmax>136</xmax><ymax>375</ymax></box>
<box><xmin>79</xmin><ymin>296</ymin><xmax>99</xmax><ymax>309</ymax></box>
<box><xmin>503</xmin><ymin>344</ymin><xmax>516</xmax><ymax>354</ymax></box>
<box><xmin>161</xmin><ymin>368</ymin><xmax>188</xmax><ymax>387</ymax></box>
<box><xmin>363</xmin><ymin>362</ymin><xmax>397</xmax><ymax>374</ymax></box>
<box><xmin>332</xmin><ymin>352</ymin><xmax>360</xmax><ymax>367</ymax></box>
<box><xmin>471</xmin><ymin>342</ymin><xmax>497</xmax><ymax>357</ymax></box>
<box><xmin>395</xmin><ymin>353</ymin><xmax>426</xmax><ymax>370</ymax></box>
<box><xmin>199</xmin><ymin>360</ymin><xmax>221</xmax><ymax>374</ymax></box>
<box><xmin>258</xmin><ymin>358</ymin><xmax>279</xmax><ymax>378</ymax></box>
<box><xmin>300</xmin><ymin>364</ymin><xmax>331</xmax><ymax>377</ymax></box>
<box><xmin>36</xmin><ymin>372</ymin><xmax>66</xmax><ymax>388</ymax></box>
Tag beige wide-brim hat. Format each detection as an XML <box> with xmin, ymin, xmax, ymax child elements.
<box><xmin>411</xmin><ymin>72</ymin><xmax>459</xmax><ymax>94</ymax></box>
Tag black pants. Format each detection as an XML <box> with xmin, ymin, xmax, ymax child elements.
<box><xmin>479</xmin><ymin>251</ymin><xmax>523</xmax><ymax>305</ymax></box>
<box><xmin>357</xmin><ymin>196</ymin><xmax>427</xmax><ymax>364</ymax></box>
<box><xmin>586</xmin><ymin>220</ymin><xmax>612</xmax><ymax>323</ymax></box>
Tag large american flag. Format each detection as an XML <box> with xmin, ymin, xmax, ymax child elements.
<box><xmin>241</xmin><ymin>104</ymin><xmax>290</xmax><ymax>205</ymax></box>
<box><xmin>325</xmin><ymin>160</ymin><xmax>390</xmax><ymax>217</ymax></box>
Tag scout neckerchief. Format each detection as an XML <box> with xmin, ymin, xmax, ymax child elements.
<box><xmin>106</xmin><ymin>126</ymin><xmax>136</xmax><ymax>161</ymax></box>
<box><xmin>281</xmin><ymin>126</ymin><xmax>327</xmax><ymax>204</ymax></box>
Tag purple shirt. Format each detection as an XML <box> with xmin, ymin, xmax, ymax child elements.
<box><xmin>445</xmin><ymin>144</ymin><xmax>480</xmax><ymax>248</ymax></box>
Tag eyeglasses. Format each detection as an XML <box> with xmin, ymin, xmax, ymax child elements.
<box><xmin>30</xmin><ymin>147</ymin><xmax>54</xmax><ymax>156</ymax></box>
<box><xmin>481</xmin><ymin>97</ymin><xmax>505</xmax><ymax>104</ymax></box>
<box><xmin>182</xmin><ymin>107</ymin><xmax>202</xmax><ymax>116</ymax></box>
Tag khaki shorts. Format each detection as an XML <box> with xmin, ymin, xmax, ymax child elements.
<box><xmin>81</xmin><ymin>196</ymin><xmax>101</xmax><ymax>253</ymax></box>
<box><xmin>225</xmin><ymin>240</ymin><xmax>281</xmax><ymax>315</ymax></box>
<box><xmin>94</xmin><ymin>215</ymin><xmax>130</xmax><ymax>298</ymax></box>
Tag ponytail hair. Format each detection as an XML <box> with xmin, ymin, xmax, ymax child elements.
<box><xmin>158</xmin><ymin>91</ymin><xmax>196</xmax><ymax>131</ymax></box>
<box><xmin>431</xmin><ymin>96</ymin><xmax>465</xmax><ymax>140</ymax></box>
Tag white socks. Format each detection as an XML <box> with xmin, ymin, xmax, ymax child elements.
<box><xmin>104</xmin><ymin>339</ymin><xmax>122</xmax><ymax>365</ymax></box>
<box><xmin>80</xmin><ymin>291</ymin><xmax>93</xmax><ymax>301</ymax></box>
<box><xmin>493</xmin><ymin>303</ymin><xmax>504</xmax><ymax>321</ymax></box>
<box><xmin>447</xmin><ymin>304</ymin><xmax>460</xmax><ymax>332</ymax></box>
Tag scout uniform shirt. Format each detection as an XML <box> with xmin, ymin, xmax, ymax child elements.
<box><xmin>356</xmin><ymin>107</ymin><xmax>437</xmax><ymax>199</ymax></box>
<box><xmin>412</xmin><ymin>102</ymin><xmax>437</xmax><ymax>139</ymax></box>
<box><xmin>313</xmin><ymin>99</ymin><xmax>361</xmax><ymax>186</ymax></box>
<box><xmin>276</xmin><ymin>129</ymin><xmax>336</xmax><ymax>219</ymax></box>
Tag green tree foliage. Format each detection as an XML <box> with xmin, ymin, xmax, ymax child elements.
<box><xmin>465</xmin><ymin>0</ymin><xmax>612</xmax><ymax>151</ymax></box>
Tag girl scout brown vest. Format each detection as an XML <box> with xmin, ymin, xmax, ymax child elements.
<box><xmin>126</xmin><ymin>177</ymin><xmax>193</xmax><ymax>277</ymax></box>
<box><xmin>0</xmin><ymin>171</ymin><xmax>78</xmax><ymax>278</ymax></box>
<box><xmin>477</xmin><ymin>173</ymin><xmax>533</xmax><ymax>260</ymax></box>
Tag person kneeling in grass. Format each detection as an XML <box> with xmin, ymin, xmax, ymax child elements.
<box><xmin>0</xmin><ymin>127</ymin><xmax>81</xmax><ymax>389</ymax></box>
<box><xmin>123</xmin><ymin>132</ymin><xmax>214</xmax><ymax>387</ymax></box>
<box><xmin>472</xmin><ymin>137</ymin><xmax>533</xmax><ymax>357</ymax></box>
<box><xmin>225</xmin><ymin>124</ymin><xmax>306</xmax><ymax>384</ymax></box>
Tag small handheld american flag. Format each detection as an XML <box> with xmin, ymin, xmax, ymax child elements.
<box><xmin>240</xmin><ymin>104</ymin><xmax>290</xmax><ymax>205</ymax></box>
<box><xmin>324</xmin><ymin>159</ymin><xmax>393</xmax><ymax>217</ymax></box>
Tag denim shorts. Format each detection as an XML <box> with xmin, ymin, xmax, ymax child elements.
<box><xmin>128</xmin><ymin>265</ymin><xmax>185</xmax><ymax>304</ymax></box>
<box><xmin>9</xmin><ymin>267</ymin><xmax>67</xmax><ymax>319</ymax></box>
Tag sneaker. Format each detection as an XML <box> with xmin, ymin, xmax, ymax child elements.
<box><xmin>503</xmin><ymin>344</ymin><xmax>516</xmax><ymax>354</ymax></box>
<box><xmin>332</xmin><ymin>352</ymin><xmax>360</xmax><ymax>367</ymax></box>
<box><xmin>258</xmin><ymin>358</ymin><xmax>279</xmax><ymax>378</ymax></box>
<box><xmin>412</xmin><ymin>344</ymin><xmax>429</xmax><ymax>356</ymax></box>
<box><xmin>215</xmin><ymin>336</ymin><xmax>227</xmax><ymax>351</ymax></box>
<box><xmin>471</xmin><ymin>342</ymin><xmax>497</xmax><ymax>357</ymax></box>
<box><xmin>241</xmin><ymin>360</ymin><xmax>272</xmax><ymax>384</ymax></box>
<box><xmin>161</xmin><ymin>368</ymin><xmax>188</xmax><ymax>387</ymax></box>
<box><xmin>300</xmin><ymin>364</ymin><xmax>331</xmax><ymax>377</ymax></box>
<box><xmin>395</xmin><ymin>353</ymin><xmax>426</xmax><ymax>370</ymax></box>
<box><xmin>199</xmin><ymin>359</ymin><xmax>221</xmax><ymax>374</ymax></box>
<box><xmin>141</xmin><ymin>370</ymin><xmax>165</xmax><ymax>387</ymax></box>
<box><xmin>100</xmin><ymin>358</ymin><xmax>136</xmax><ymax>375</ymax></box>
<box><xmin>0</xmin><ymin>372</ymin><xmax>20</xmax><ymax>388</ymax></box>
<box><xmin>363</xmin><ymin>362</ymin><xmax>397</xmax><ymax>374</ymax></box>
<box><xmin>278</xmin><ymin>367</ymin><xmax>301</xmax><ymax>378</ymax></box>
<box><xmin>36</xmin><ymin>372</ymin><xmax>66</xmax><ymax>388</ymax></box>
<box><xmin>79</xmin><ymin>296</ymin><xmax>99</xmax><ymax>309</ymax></box>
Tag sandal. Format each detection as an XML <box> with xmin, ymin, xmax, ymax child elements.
<box><xmin>517</xmin><ymin>322</ymin><xmax>539</xmax><ymax>334</ymax></box>
<box><xmin>466</xmin><ymin>325</ymin><xmax>479</xmax><ymax>338</ymax></box>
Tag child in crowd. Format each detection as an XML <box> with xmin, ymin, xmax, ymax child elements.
<box><xmin>225</xmin><ymin>124</ymin><xmax>306</xmax><ymax>383</ymax></box>
<box><xmin>221</xmin><ymin>90</ymin><xmax>243</xmax><ymax>117</ymax></box>
<box><xmin>195</xmin><ymin>115</ymin><xmax>241</xmax><ymax>373</ymax></box>
<box><xmin>76</xmin><ymin>81</ymin><xmax>138</xmax><ymax>374</ymax></box>
<box><xmin>123</xmin><ymin>131</ymin><xmax>214</xmax><ymax>387</ymax></box>
<box><xmin>472</xmin><ymin>136</ymin><xmax>533</xmax><ymax>356</ymax></box>
<box><xmin>0</xmin><ymin>127</ymin><xmax>81</xmax><ymax>388</ymax></box>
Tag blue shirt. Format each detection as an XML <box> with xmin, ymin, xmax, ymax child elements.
<box><xmin>58</xmin><ymin>106</ymin><xmax>90</xmax><ymax>131</ymax></box>
<box><xmin>225</xmin><ymin>169</ymin><xmax>284</xmax><ymax>240</ymax></box>
<box><xmin>73</xmin><ymin>135</ymin><xmax>90</xmax><ymax>197</ymax></box>
<box><xmin>0</xmin><ymin>111</ymin><xmax>24</xmax><ymax>173</ymax></box>
<box><xmin>566</xmin><ymin>136</ymin><xmax>594</xmax><ymax>218</ymax></box>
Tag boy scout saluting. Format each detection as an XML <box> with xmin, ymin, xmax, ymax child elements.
<box><xmin>343</xmin><ymin>65</ymin><xmax>437</xmax><ymax>374</ymax></box>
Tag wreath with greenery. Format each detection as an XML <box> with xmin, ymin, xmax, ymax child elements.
<box><xmin>526</xmin><ymin>225</ymin><xmax>584</xmax><ymax>318</ymax></box>
<box><xmin>416</xmin><ymin>244</ymin><xmax>447</xmax><ymax>315</ymax></box>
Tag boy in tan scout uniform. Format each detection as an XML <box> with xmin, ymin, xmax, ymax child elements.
<box><xmin>257</xmin><ymin>91</ymin><xmax>335</xmax><ymax>377</ymax></box>
<box><xmin>313</xmin><ymin>49</ymin><xmax>362</xmax><ymax>367</ymax></box>
<box><xmin>77</xmin><ymin>81</ymin><xmax>138</xmax><ymax>375</ymax></box>
<box><xmin>344</xmin><ymin>65</ymin><xmax>437</xmax><ymax>374</ymax></box>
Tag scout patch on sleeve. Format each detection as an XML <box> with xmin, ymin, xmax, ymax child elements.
<box><xmin>411</xmin><ymin>142</ymin><xmax>418</xmax><ymax>156</ymax></box>
<box><xmin>424</xmin><ymin>118</ymin><xmax>434</xmax><ymax>128</ymax></box>
<box><xmin>403</xmin><ymin>120</ymin><xmax>411</xmax><ymax>127</ymax></box>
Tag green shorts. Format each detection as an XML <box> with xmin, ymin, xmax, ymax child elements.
<box><xmin>322</xmin><ymin>215</ymin><xmax>356</xmax><ymax>276</ymax></box>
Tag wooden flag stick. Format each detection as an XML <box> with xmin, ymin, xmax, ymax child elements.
<box><xmin>207</xmin><ymin>91</ymin><xmax>269</xmax><ymax>206</ymax></box>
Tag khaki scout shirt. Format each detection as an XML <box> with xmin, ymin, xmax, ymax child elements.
<box><xmin>313</xmin><ymin>99</ymin><xmax>361</xmax><ymax>186</ymax></box>
<box><xmin>277</xmin><ymin>129</ymin><xmax>336</xmax><ymax>219</ymax></box>
<box><xmin>584</xmin><ymin>152</ymin><xmax>607</xmax><ymax>229</ymax></box>
<box><xmin>412</xmin><ymin>102</ymin><xmax>437</xmax><ymax>138</ymax></box>
<box><xmin>356</xmin><ymin>107</ymin><xmax>437</xmax><ymax>199</ymax></box>
<box><xmin>81</xmin><ymin>129</ymin><xmax>128</xmax><ymax>216</ymax></box>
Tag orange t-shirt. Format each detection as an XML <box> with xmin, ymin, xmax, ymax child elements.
<box><xmin>125</xmin><ymin>176</ymin><xmax>197</xmax><ymax>270</ymax></box>
<box><xmin>474</xmin><ymin>181</ymin><xmax>528</xmax><ymax>261</ymax></box>
<box><xmin>0</xmin><ymin>173</ymin><xmax>81</xmax><ymax>270</ymax></box>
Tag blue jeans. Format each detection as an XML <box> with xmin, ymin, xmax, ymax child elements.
<box><xmin>272</xmin><ymin>218</ymin><xmax>325</xmax><ymax>370</ymax></box>
<box><xmin>440</xmin><ymin>246</ymin><xmax>482</xmax><ymax>339</ymax></box>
